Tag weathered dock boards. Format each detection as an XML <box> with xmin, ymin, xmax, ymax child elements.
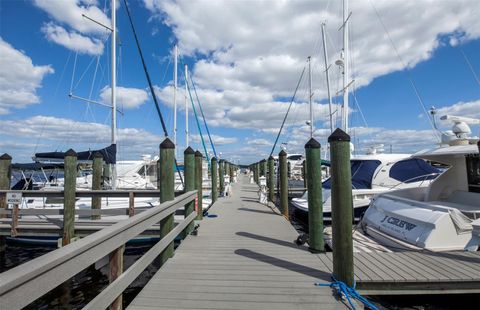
<box><xmin>317</xmin><ymin>250</ymin><xmax>480</xmax><ymax>295</ymax></box>
<box><xmin>128</xmin><ymin>176</ymin><xmax>346</xmax><ymax>310</ymax></box>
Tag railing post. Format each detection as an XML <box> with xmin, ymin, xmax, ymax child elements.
<box><xmin>305</xmin><ymin>138</ymin><xmax>324</xmax><ymax>253</ymax></box>
<box><xmin>109</xmin><ymin>245</ymin><xmax>124</xmax><ymax>310</ymax></box>
<box><xmin>211</xmin><ymin>157</ymin><xmax>218</xmax><ymax>203</ymax></box>
<box><xmin>329</xmin><ymin>128</ymin><xmax>354</xmax><ymax>287</ymax></box>
<box><xmin>184</xmin><ymin>147</ymin><xmax>195</xmax><ymax>236</ymax></box>
<box><xmin>268</xmin><ymin>156</ymin><xmax>275</xmax><ymax>202</ymax></box>
<box><xmin>0</xmin><ymin>153</ymin><xmax>11</xmax><ymax>253</ymax></box>
<box><xmin>91</xmin><ymin>152</ymin><xmax>103</xmax><ymax>220</ymax></box>
<box><xmin>219</xmin><ymin>159</ymin><xmax>225</xmax><ymax>196</ymax></box>
<box><xmin>302</xmin><ymin>159</ymin><xmax>307</xmax><ymax>189</ymax></box>
<box><xmin>279</xmin><ymin>150</ymin><xmax>288</xmax><ymax>219</ymax></box>
<box><xmin>128</xmin><ymin>192</ymin><xmax>135</xmax><ymax>217</ymax></box>
<box><xmin>63</xmin><ymin>149</ymin><xmax>76</xmax><ymax>247</ymax></box>
<box><xmin>159</xmin><ymin>138</ymin><xmax>175</xmax><ymax>266</ymax></box>
<box><xmin>195</xmin><ymin>150</ymin><xmax>203</xmax><ymax>220</ymax></box>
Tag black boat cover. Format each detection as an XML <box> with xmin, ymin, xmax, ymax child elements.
<box><xmin>34</xmin><ymin>144</ymin><xmax>116</xmax><ymax>164</ymax></box>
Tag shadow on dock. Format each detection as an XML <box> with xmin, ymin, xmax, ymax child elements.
<box><xmin>236</xmin><ymin>231</ymin><xmax>307</xmax><ymax>252</ymax></box>
<box><xmin>234</xmin><ymin>248</ymin><xmax>331</xmax><ymax>281</ymax></box>
<box><xmin>237</xmin><ymin>207</ymin><xmax>277</xmax><ymax>215</ymax></box>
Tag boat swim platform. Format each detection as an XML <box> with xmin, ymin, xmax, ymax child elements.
<box><xmin>128</xmin><ymin>175</ymin><xmax>480</xmax><ymax>309</ymax></box>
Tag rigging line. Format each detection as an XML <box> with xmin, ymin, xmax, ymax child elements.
<box><xmin>122</xmin><ymin>0</ymin><xmax>183</xmax><ymax>187</ymax></box>
<box><xmin>70</xmin><ymin>52</ymin><xmax>78</xmax><ymax>95</ymax></box>
<box><xmin>185</xmin><ymin>73</ymin><xmax>211</xmax><ymax>165</ymax></box>
<box><xmin>269</xmin><ymin>66</ymin><xmax>306</xmax><ymax>157</ymax></box>
<box><xmin>189</xmin><ymin>72</ymin><xmax>218</xmax><ymax>158</ymax></box>
<box><xmin>122</xmin><ymin>0</ymin><xmax>168</xmax><ymax>137</ymax></box>
<box><xmin>460</xmin><ymin>48</ymin><xmax>480</xmax><ymax>87</ymax></box>
<box><xmin>369</xmin><ymin>0</ymin><xmax>439</xmax><ymax>142</ymax></box>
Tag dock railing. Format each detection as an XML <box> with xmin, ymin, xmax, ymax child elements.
<box><xmin>0</xmin><ymin>190</ymin><xmax>197</xmax><ymax>309</ymax></box>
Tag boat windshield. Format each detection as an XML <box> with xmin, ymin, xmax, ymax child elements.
<box><xmin>322</xmin><ymin>160</ymin><xmax>381</xmax><ymax>189</ymax></box>
<box><xmin>288</xmin><ymin>155</ymin><xmax>303</xmax><ymax>161</ymax></box>
<box><xmin>389</xmin><ymin>158</ymin><xmax>441</xmax><ymax>183</ymax></box>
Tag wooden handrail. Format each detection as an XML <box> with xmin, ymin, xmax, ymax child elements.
<box><xmin>0</xmin><ymin>190</ymin><xmax>197</xmax><ymax>309</ymax></box>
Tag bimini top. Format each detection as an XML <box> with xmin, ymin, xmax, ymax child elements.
<box><xmin>33</xmin><ymin>144</ymin><xmax>116</xmax><ymax>165</ymax></box>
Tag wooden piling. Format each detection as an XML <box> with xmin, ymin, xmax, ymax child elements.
<box><xmin>305</xmin><ymin>138</ymin><xmax>324</xmax><ymax>253</ymax></box>
<box><xmin>229</xmin><ymin>162</ymin><xmax>234</xmax><ymax>183</ymax></box>
<box><xmin>268</xmin><ymin>156</ymin><xmax>275</xmax><ymax>202</ymax></box>
<box><xmin>279</xmin><ymin>150</ymin><xmax>289</xmax><ymax>219</ymax></box>
<box><xmin>159</xmin><ymin>138</ymin><xmax>175</xmax><ymax>265</ymax></box>
<box><xmin>0</xmin><ymin>153</ymin><xmax>10</xmax><ymax>252</ymax></box>
<box><xmin>109</xmin><ymin>245</ymin><xmax>124</xmax><ymax>310</ymax></box>
<box><xmin>184</xmin><ymin>147</ymin><xmax>195</xmax><ymax>236</ymax></box>
<box><xmin>128</xmin><ymin>192</ymin><xmax>135</xmax><ymax>217</ymax></box>
<box><xmin>211</xmin><ymin>157</ymin><xmax>218</xmax><ymax>203</ymax></box>
<box><xmin>195</xmin><ymin>150</ymin><xmax>203</xmax><ymax>220</ymax></box>
<box><xmin>91</xmin><ymin>152</ymin><xmax>103</xmax><ymax>220</ymax></box>
<box><xmin>62</xmin><ymin>149</ymin><xmax>77</xmax><ymax>246</ymax></box>
<box><xmin>219</xmin><ymin>159</ymin><xmax>225</xmax><ymax>196</ymax></box>
<box><xmin>328</xmin><ymin>128</ymin><xmax>354</xmax><ymax>287</ymax></box>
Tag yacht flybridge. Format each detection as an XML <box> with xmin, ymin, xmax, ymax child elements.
<box><xmin>360</xmin><ymin>115</ymin><xmax>480</xmax><ymax>252</ymax></box>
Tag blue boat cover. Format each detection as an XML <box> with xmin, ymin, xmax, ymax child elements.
<box><xmin>323</xmin><ymin>160</ymin><xmax>381</xmax><ymax>190</ymax></box>
<box><xmin>389</xmin><ymin>158</ymin><xmax>441</xmax><ymax>183</ymax></box>
<box><xmin>34</xmin><ymin>144</ymin><xmax>116</xmax><ymax>164</ymax></box>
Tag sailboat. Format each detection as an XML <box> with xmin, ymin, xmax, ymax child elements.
<box><xmin>290</xmin><ymin>0</ymin><xmax>441</xmax><ymax>223</ymax></box>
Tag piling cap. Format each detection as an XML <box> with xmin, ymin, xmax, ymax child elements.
<box><xmin>93</xmin><ymin>151</ymin><xmax>103</xmax><ymax>158</ymax></box>
<box><xmin>195</xmin><ymin>150</ymin><xmax>203</xmax><ymax>157</ymax></box>
<box><xmin>160</xmin><ymin>138</ymin><xmax>175</xmax><ymax>149</ymax></box>
<box><xmin>0</xmin><ymin>153</ymin><xmax>12</xmax><ymax>160</ymax></box>
<box><xmin>279</xmin><ymin>149</ymin><xmax>287</xmax><ymax>157</ymax></box>
<box><xmin>305</xmin><ymin>138</ymin><xmax>321</xmax><ymax>149</ymax></box>
<box><xmin>268</xmin><ymin>155</ymin><xmax>275</xmax><ymax>160</ymax></box>
<box><xmin>219</xmin><ymin>159</ymin><xmax>224</xmax><ymax>163</ymax></box>
<box><xmin>260</xmin><ymin>159</ymin><xmax>266</xmax><ymax>163</ymax></box>
<box><xmin>65</xmin><ymin>149</ymin><xmax>77</xmax><ymax>157</ymax></box>
<box><xmin>211</xmin><ymin>156</ymin><xmax>217</xmax><ymax>162</ymax></box>
<box><xmin>184</xmin><ymin>146</ymin><xmax>195</xmax><ymax>155</ymax></box>
<box><xmin>328</xmin><ymin>128</ymin><xmax>350</xmax><ymax>142</ymax></box>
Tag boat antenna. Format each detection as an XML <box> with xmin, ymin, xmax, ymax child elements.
<box><xmin>307</xmin><ymin>56</ymin><xmax>313</xmax><ymax>138</ymax></box>
<box><xmin>341</xmin><ymin>0</ymin><xmax>350</xmax><ymax>133</ymax></box>
<box><xmin>111</xmin><ymin>0</ymin><xmax>117</xmax><ymax>189</ymax></box>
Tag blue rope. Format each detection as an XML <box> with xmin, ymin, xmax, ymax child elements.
<box><xmin>315</xmin><ymin>276</ymin><xmax>378</xmax><ymax>310</ymax></box>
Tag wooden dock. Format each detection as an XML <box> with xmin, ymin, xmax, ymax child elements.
<box><xmin>127</xmin><ymin>176</ymin><xmax>347</xmax><ymax>310</ymax></box>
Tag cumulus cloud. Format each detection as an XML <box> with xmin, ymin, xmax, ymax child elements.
<box><xmin>191</xmin><ymin>134</ymin><xmax>237</xmax><ymax>145</ymax></box>
<box><xmin>42</xmin><ymin>22</ymin><xmax>104</xmax><ymax>55</ymax></box>
<box><xmin>0</xmin><ymin>38</ymin><xmax>54</xmax><ymax>114</ymax></box>
<box><xmin>100</xmin><ymin>86</ymin><xmax>150</xmax><ymax>109</ymax></box>
<box><xmin>34</xmin><ymin>0</ymin><xmax>111</xmax><ymax>34</ymax></box>
<box><xmin>435</xmin><ymin>100</ymin><xmax>480</xmax><ymax>121</ymax></box>
<box><xmin>246</xmin><ymin>138</ymin><xmax>271</xmax><ymax>146</ymax></box>
<box><xmin>143</xmin><ymin>0</ymin><xmax>480</xmax><ymax>136</ymax></box>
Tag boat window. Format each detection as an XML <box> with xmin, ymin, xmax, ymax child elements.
<box><xmin>389</xmin><ymin>158</ymin><xmax>442</xmax><ymax>183</ymax></box>
<box><xmin>322</xmin><ymin>160</ymin><xmax>381</xmax><ymax>189</ymax></box>
<box><xmin>466</xmin><ymin>155</ymin><xmax>480</xmax><ymax>193</ymax></box>
<box><xmin>287</xmin><ymin>155</ymin><xmax>303</xmax><ymax>161</ymax></box>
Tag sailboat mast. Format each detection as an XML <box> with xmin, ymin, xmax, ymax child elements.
<box><xmin>321</xmin><ymin>23</ymin><xmax>333</xmax><ymax>134</ymax></box>
<box><xmin>173</xmin><ymin>44</ymin><xmax>178</xmax><ymax>153</ymax></box>
<box><xmin>185</xmin><ymin>64</ymin><xmax>189</xmax><ymax>146</ymax></box>
<box><xmin>308</xmin><ymin>56</ymin><xmax>313</xmax><ymax>138</ymax></box>
<box><xmin>111</xmin><ymin>0</ymin><xmax>117</xmax><ymax>189</ymax></box>
<box><xmin>342</xmin><ymin>0</ymin><xmax>349</xmax><ymax>133</ymax></box>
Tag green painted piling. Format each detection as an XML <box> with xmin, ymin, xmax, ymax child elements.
<box><xmin>91</xmin><ymin>152</ymin><xmax>103</xmax><ymax>220</ymax></box>
<box><xmin>279</xmin><ymin>150</ymin><xmax>289</xmax><ymax>219</ymax></box>
<box><xmin>211</xmin><ymin>157</ymin><xmax>218</xmax><ymax>203</ymax></box>
<box><xmin>0</xmin><ymin>153</ymin><xmax>12</xmax><ymax>252</ymax></box>
<box><xmin>230</xmin><ymin>162</ymin><xmax>234</xmax><ymax>183</ymax></box>
<box><xmin>184</xmin><ymin>147</ymin><xmax>195</xmax><ymax>236</ymax></box>
<box><xmin>62</xmin><ymin>149</ymin><xmax>77</xmax><ymax>246</ymax></box>
<box><xmin>219</xmin><ymin>159</ymin><xmax>225</xmax><ymax>196</ymax></box>
<box><xmin>328</xmin><ymin>128</ymin><xmax>354</xmax><ymax>287</ymax></box>
<box><xmin>305</xmin><ymin>138</ymin><xmax>324</xmax><ymax>253</ymax></box>
<box><xmin>254</xmin><ymin>163</ymin><xmax>258</xmax><ymax>184</ymax></box>
<box><xmin>268</xmin><ymin>156</ymin><xmax>275</xmax><ymax>202</ymax></box>
<box><xmin>159</xmin><ymin>138</ymin><xmax>175</xmax><ymax>265</ymax></box>
<box><xmin>195</xmin><ymin>150</ymin><xmax>203</xmax><ymax>220</ymax></box>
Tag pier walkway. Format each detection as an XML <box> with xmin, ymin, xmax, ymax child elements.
<box><xmin>128</xmin><ymin>175</ymin><xmax>346</xmax><ymax>310</ymax></box>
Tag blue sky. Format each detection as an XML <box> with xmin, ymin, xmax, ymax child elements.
<box><xmin>0</xmin><ymin>0</ymin><xmax>479</xmax><ymax>164</ymax></box>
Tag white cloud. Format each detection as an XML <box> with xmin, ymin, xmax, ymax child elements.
<box><xmin>246</xmin><ymin>138</ymin><xmax>270</xmax><ymax>146</ymax></box>
<box><xmin>0</xmin><ymin>38</ymin><xmax>54</xmax><ymax>114</ymax></box>
<box><xmin>100</xmin><ymin>86</ymin><xmax>150</xmax><ymax>109</ymax></box>
<box><xmin>191</xmin><ymin>134</ymin><xmax>237</xmax><ymax>145</ymax></box>
<box><xmin>143</xmin><ymin>0</ymin><xmax>480</xmax><ymax>136</ymax></box>
<box><xmin>34</xmin><ymin>0</ymin><xmax>111</xmax><ymax>34</ymax></box>
<box><xmin>436</xmin><ymin>100</ymin><xmax>480</xmax><ymax>121</ymax></box>
<box><xmin>42</xmin><ymin>22</ymin><xmax>104</xmax><ymax>55</ymax></box>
